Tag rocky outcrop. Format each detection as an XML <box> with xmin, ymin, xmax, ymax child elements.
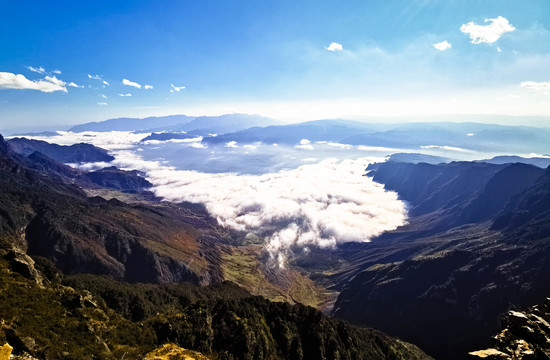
<box><xmin>469</xmin><ymin>298</ymin><xmax>550</xmax><ymax>359</ymax></box>
<box><xmin>4</xmin><ymin>249</ymin><xmax>44</xmax><ymax>287</ymax></box>
<box><xmin>144</xmin><ymin>343</ymin><xmax>211</xmax><ymax>360</ymax></box>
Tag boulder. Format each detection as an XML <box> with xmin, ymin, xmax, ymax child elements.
<box><xmin>4</xmin><ymin>250</ymin><xmax>44</xmax><ymax>287</ymax></box>
<box><xmin>468</xmin><ymin>348</ymin><xmax>510</xmax><ymax>359</ymax></box>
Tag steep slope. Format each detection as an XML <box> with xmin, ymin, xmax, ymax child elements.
<box><xmin>332</xmin><ymin>161</ymin><xmax>550</xmax><ymax>359</ymax></box>
<box><xmin>0</xmin><ymin>254</ymin><xmax>432</xmax><ymax>360</ymax></box>
<box><xmin>0</xmin><ymin>135</ymin><xmax>223</xmax><ymax>285</ymax></box>
<box><xmin>366</xmin><ymin>161</ymin><xmax>544</xmax><ymax>231</ymax></box>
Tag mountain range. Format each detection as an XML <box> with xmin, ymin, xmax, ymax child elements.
<box><xmin>0</xmin><ymin>134</ymin><xmax>434</xmax><ymax>359</ymax></box>
<box><xmin>1</xmin><ymin>128</ymin><xmax>550</xmax><ymax>359</ymax></box>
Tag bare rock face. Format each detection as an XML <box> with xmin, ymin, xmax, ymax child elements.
<box><xmin>469</xmin><ymin>298</ymin><xmax>550</xmax><ymax>360</ymax></box>
<box><xmin>468</xmin><ymin>348</ymin><xmax>510</xmax><ymax>359</ymax></box>
<box><xmin>4</xmin><ymin>249</ymin><xmax>44</xmax><ymax>287</ymax></box>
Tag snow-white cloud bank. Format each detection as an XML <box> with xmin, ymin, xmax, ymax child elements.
<box><xmin>24</xmin><ymin>131</ymin><xmax>407</xmax><ymax>268</ymax></box>
<box><xmin>149</xmin><ymin>157</ymin><xmax>407</xmax><ymax>268</ymax></box>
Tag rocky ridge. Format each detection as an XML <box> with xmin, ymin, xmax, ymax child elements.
<box><xmin>469</xmin><ymin>298</ymin><xmax>550</xmax><ymax>359</ymax></box>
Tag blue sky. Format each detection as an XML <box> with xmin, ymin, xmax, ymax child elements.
<box><xmin>1</xmin><ymin>0</ymin><xmax>550</xmax><ymax>129</ymax></box>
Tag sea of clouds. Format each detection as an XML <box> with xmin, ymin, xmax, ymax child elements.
<box><xmin>149</xmin><ymin>158</ymin><xmax>407</xmax><ymax>268</ymax></box>
<box><xmin>23</xmin><ymin>131</ymin><xmax>409</xmax><ymax>267</ymax></box>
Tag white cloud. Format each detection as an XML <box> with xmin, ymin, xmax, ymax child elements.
<box><xmin>497</xmin><ymin>47</ymin><xmax>503</xmax><ymax>53</ymax></box>
<box><xmin>225</xmin><ymin>141</ymin><xmax>238</xmax><ymax>148</ymax></box>
<box><xmin>122</xmin><ymin>78</ymin><xmax>141</xmax><ymax>88</ymax></box>
<box><xmin>326</xmin><ymin>142</ymin><xmax>353</xmax><ymax>149</ymax></box>
<box><xmin>97</xmin><ymin>102</ymin><xmax>108</xmax><ymax>106</ymax></box>
<box><xmin>0</xmin><ymin>72</ymin><xmax>67</xmax><ymax>92</ymax></box>
<box><xmin>325</xmin><ymin>42</ymin><xmax>343</xmax><ymax>51</ymax></box>
<box><xmin>170</xmin><ymin>84</ymin><xmax>186</xmax><ymax>92</ymax></box>
<box><xmin>52</xmin><ymin>69</ymin><xmax>62</xmax><ymax>74</ymax></box>
<box><xmin>23</xmin><ymin>131</ymin><xmax>146</xmax><ymax>151</ymax></box>
<box><xmin>118</xmin><ymin>93</ymin><xmax>132</xmax><ymax>97</ymax></box>
<box><xmin>460</xmin><ymin>16</ymin><xmax>515</xmax><ymax>44</ymax></box>
<box><xmin>149</xmin><ymin>157</ymin><xmax>407</xmax><ymax>268</ymax></box>
<box><xmin>433</xmin><ymin>40</ymin><xmax>452</xmax><ymax>51</ymax></box>
<box><xmin>144</xmin><ymin>85</ymin><xmax>153</xmax><ymax>90</ymax></box>
<box><xmin>420</xmin><ymin>145</ymin><xmax>472</xmax><ymax>152</ymax></box>
<box><xmin>295</xmin><ymin>138</ymin><xmax>314</xmax><ymax>150</ymax></box>
<box><xmin>27</xmin><ymin>66</ymin><xmax>46</xmax><ymax>74</ymax></box>
<box><xmin>23</xmin><ymin>131</ymin><xmax>407</xmax><ymax>269</ymax></box>
<box><xmin>67</xmin><ymin>82</ymin><xmax>82</xmax><ymax>88</ymax></box>
<box><xmin>100</xmin><ymin>94</ymin><xmax>107</xmax><ymax>98</ymax></box>
<box><xmin>520</xmin><ymin>81</ymin><xmax>550</xmax><ymax>91</ymax></box>
<box><xmin>88</xmin><ymin>74</ymin><xmax>109</xmax><ymax>86</ymax></box>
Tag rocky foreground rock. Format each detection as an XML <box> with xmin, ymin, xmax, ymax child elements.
<box><xmin>469</xmin><ymin>298</ymin><xmax>550</xmax><ymax>359</ymax></box>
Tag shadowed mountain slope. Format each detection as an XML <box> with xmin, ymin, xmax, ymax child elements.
<box><xmin>332</xmin><ymin>160</ymin><xmax>550</xmax><ymax>359</ymax></box>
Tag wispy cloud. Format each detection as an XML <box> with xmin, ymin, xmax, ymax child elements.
<box><xmin>67</xmin><ymin>82</ymin><xmax>82</xmax><ymax>88</ymax></box>
<box><xmin>170</xmin><ymin>84</ymin><xmax>186</xmax><ymax>92</ymax></box>
<box><xmin>52</xmin><ymin>69</ymin><xmax>62</xmax><ymax>74</ymax></box>
<box><xmin>460</xmin><ymin>16</ymin><xmax>515</xmax><ymax>44</ymax></box>
<box><xmin>122</xmin><ymin>78</ymin><xmax>142</xmax><ymax>88</ymax></box>
<box><xmin>144</xmin><ymin>84</ymin><xmax>153</xmax><ymax>90</ymax></box>
<box><xmin>97</xmin><ymin>102</ymin><xmax>108</xmax><ymax>106</ymax></box>
<box><xmin>433</xmin><ymin>40</ymin><xmax>451</xmax><ymax>51</ymax></box>
<box><xmin>118</xmin><ymin>93</ymin><xmax>132</xmax><ymax>97</ymax></box>
<box><xmin>100</xmin><ymin>94</ymin><xmax>107</xmax><ymax>98</ymax></box>
<box><xmin>88</xmin><ymin>74</ymin><xmax>109</xmax><ymax>86</ymax></box>
<box><xmin>520</xmin><ymin>81</ymin><xmax>550</xmax><ymax>91</ymax></box>
<box><xmin>27</xmin><ymin>66</ymin><xmax>46</xmax><ymax>74</ymax></box>
<box><xmin>325</xmin><ymin>42</ymin><xmax>343</xmax><ymax>51</ymax></box>
<box><xmin>0</xmin><ymin>72</ymin><xmax>67</xmax><ymax>92</ymax></box>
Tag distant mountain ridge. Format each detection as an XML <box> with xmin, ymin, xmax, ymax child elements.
<box><xmin>68</xmin><ymin>114</ymin><xmax>196</xmax><ymax>132</ymax></box>
<box><xmin>139</xmin><ymin>113</ymin><xmax>278</xmax><ymax>135</ymax></box>
<box><xmin>68</xmin><ymin>113</ymin><xmax>278</xmax><ymax>134</ymax></box>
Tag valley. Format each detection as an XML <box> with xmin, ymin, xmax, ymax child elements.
<box><xmin>1</xmin><ymin>116</ymin><xmax>550</xmax><ymax>359</ymax></box>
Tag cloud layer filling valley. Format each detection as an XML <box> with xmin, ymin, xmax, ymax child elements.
<box><xmin>24</xmin><ymin>131</ymin><xmax>408</xmax><ymax>267</ymax></box>
<box><xmin>149</xmin><ymin>158</ymin><xmax>407</xmax><ymax>267</ymax></box>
